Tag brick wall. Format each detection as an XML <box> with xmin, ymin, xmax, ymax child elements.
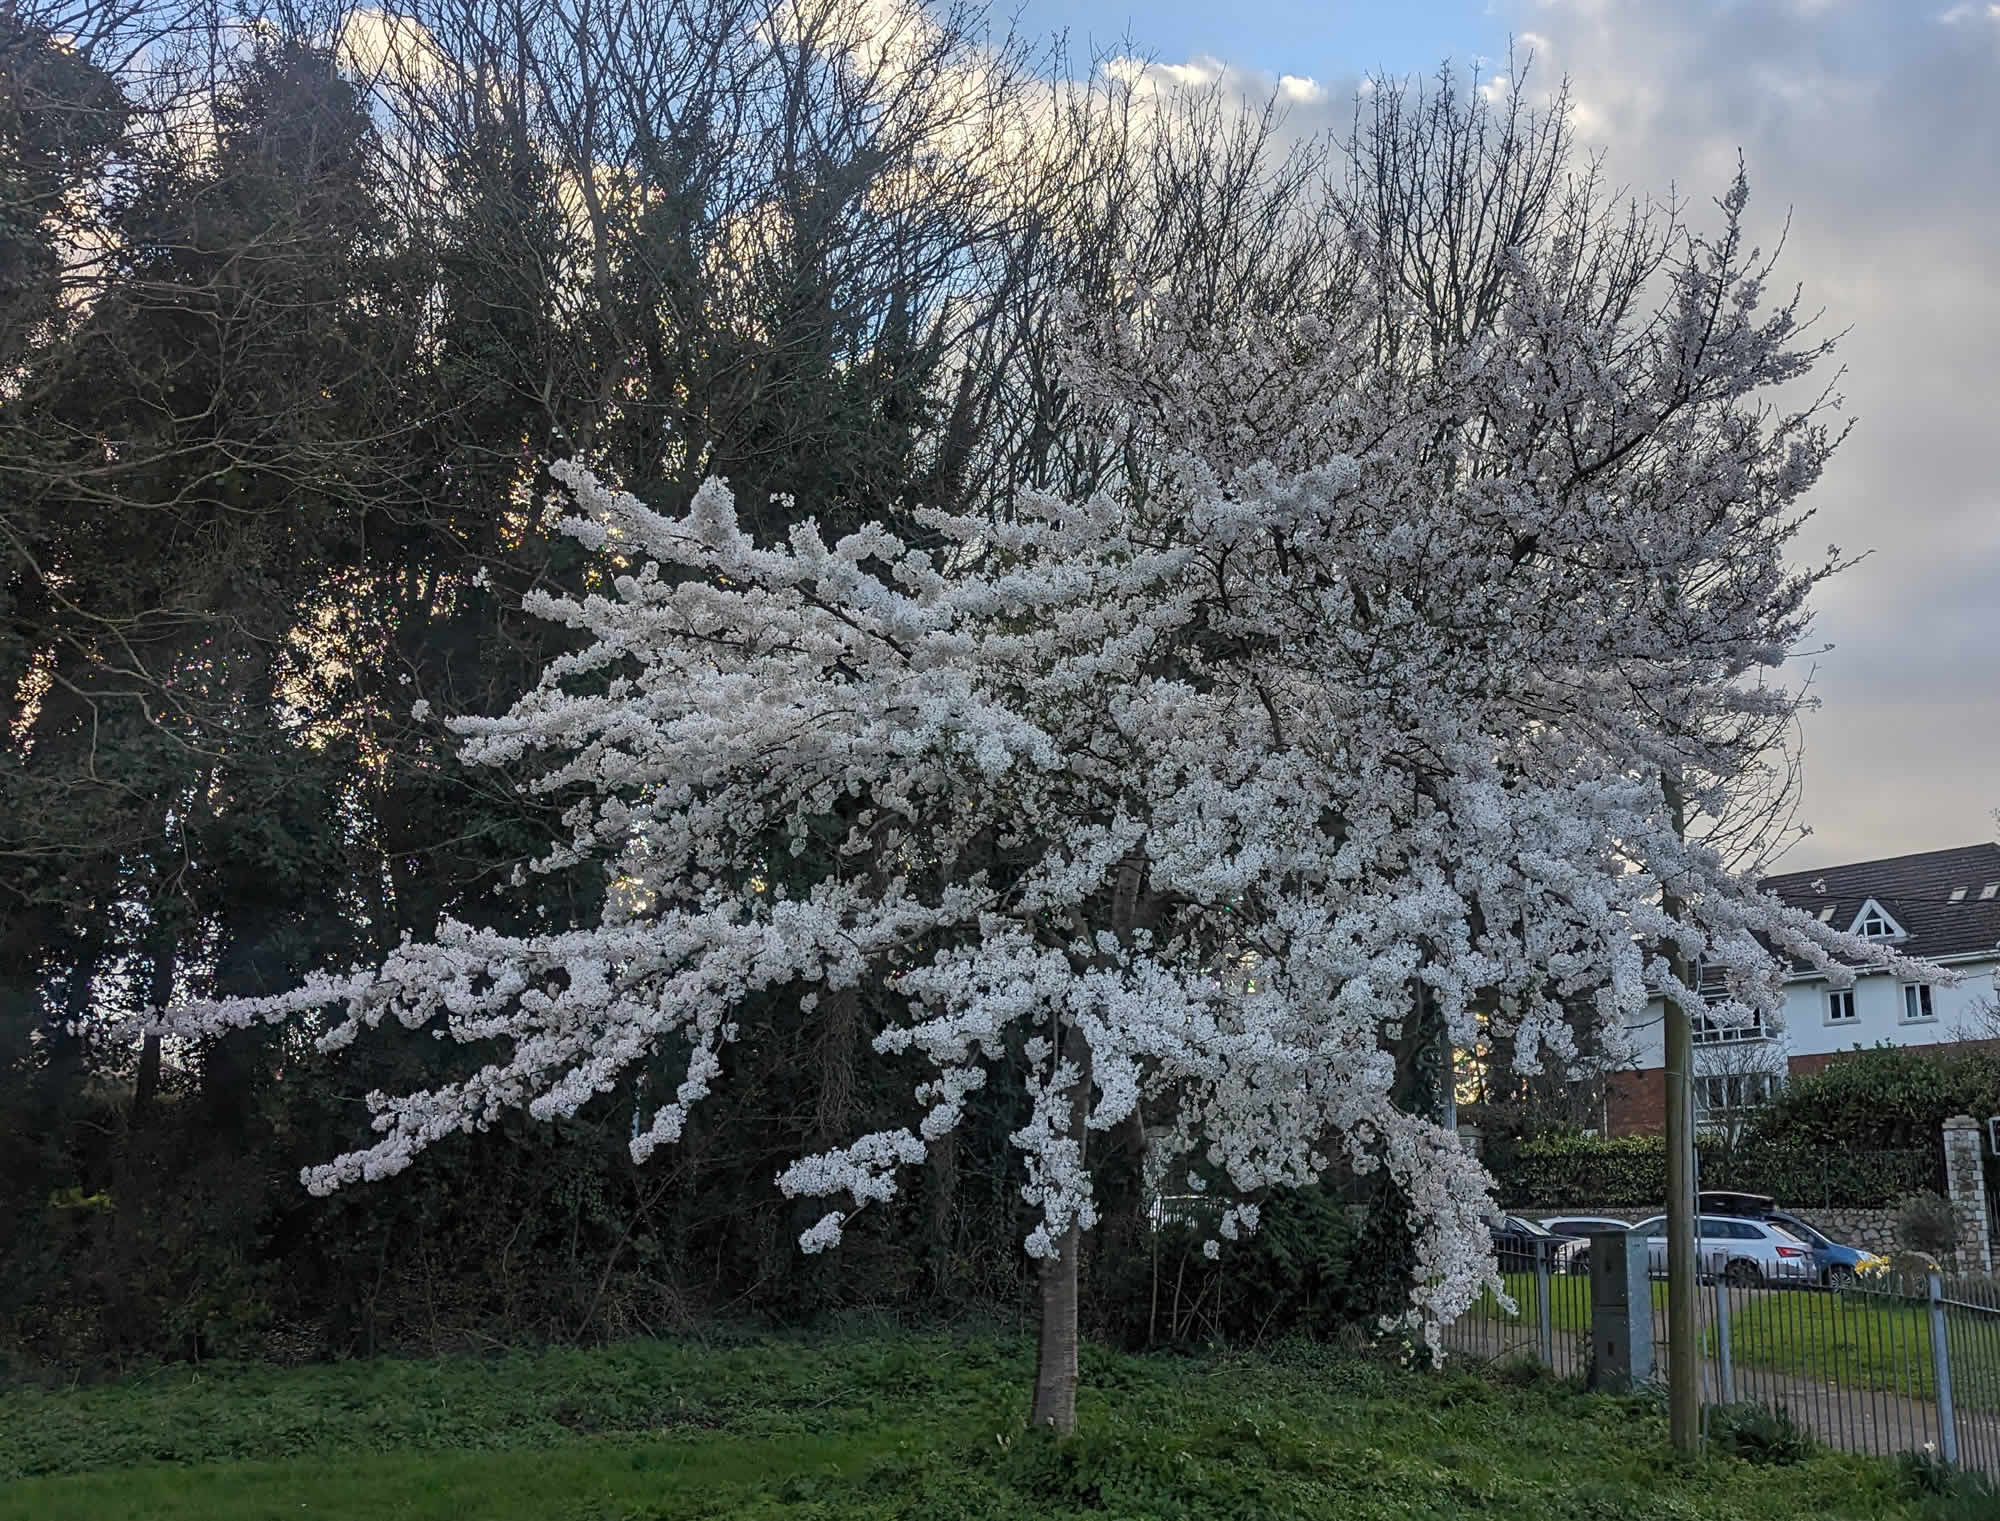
<box><xmin>1608</xmin><ymin>1041</ymin><xmax>2000</xmax><ymax>1134</ymax></box>
<box><xmin>1604</xmin><ymin>1069</ymin><xmax>1663</xmax><ymax>1135</ymax></box>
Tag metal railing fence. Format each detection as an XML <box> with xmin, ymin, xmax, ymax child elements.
<box><xmin>1439</xmin><ymin>1239</ymin><xmax>1594</xmax><ymax>1380</ymax></box>
<box><xmin>1691</xmin><ymin>1268</ymin><xmax>1984</xmax><ymax>1468</ymax></box>
<box><xmin>1443</xmin><ymin>1242</ymin><xmax>2000</xmax><ymax>1478</ymax></box>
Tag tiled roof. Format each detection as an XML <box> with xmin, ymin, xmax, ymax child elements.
<box><xmin>1761</xmin><ymin>843</ymin><xmax>2000</xmax><ymax>962</ymax></box>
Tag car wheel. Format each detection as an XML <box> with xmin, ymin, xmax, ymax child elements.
<box><xmin>1826</xmin><ymin>1264</ymin><xmax>1856</xmax><ymax>1289</ymax></box>
<box><xmin>1724</xmin><ymin>1258</ymin><xmax>1763</xmax><ymax>1288</ymax></box>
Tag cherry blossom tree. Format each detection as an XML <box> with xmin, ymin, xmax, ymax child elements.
<box><xmin>134</xmin><ymin>122</ymin><xmax>1948</xmax><ymax>1433</ymax></box>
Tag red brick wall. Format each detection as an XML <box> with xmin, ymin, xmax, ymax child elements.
<box><xmin>1789</xmin><ymin>1039</ymin><xmax>2000</xmax><ymax>1081</ymax></box>
<box><xmin>1605</xmin><ymin>1069</ymin><xmax>1664</xmax><ymax>1136</ymax></box>
<box><xmin>1607</xmin><ymin>1039</ymin><xmax>2000</xmax><ymax>1134</ymax></box>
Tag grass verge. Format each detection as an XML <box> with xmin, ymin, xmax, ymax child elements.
<box><xmin>0</xmin><ymin>1328</ymin><xmax>1945</xmax><ymax>1519</ymax></box>
<box><xmin>1725</xmin><ymin>1293</ymin><xmax>2000</xmax><ymax>1412</ymax></box>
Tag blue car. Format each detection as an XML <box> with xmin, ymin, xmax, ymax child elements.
<box><xmin>1698</xmin><ymin>1191</ymin><xmax>1887</xmax><ymax>1287</ymax></box>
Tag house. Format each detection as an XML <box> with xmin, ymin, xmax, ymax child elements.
<box><xmin>1604</xmin><ymin>842</ymin><xmax>2000</xmax><ymax>1136</ymax></box>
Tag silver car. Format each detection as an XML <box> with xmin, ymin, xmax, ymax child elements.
<box><xmin>1539</xmin><ymin>1215</ymin><xmax>1634</xmax><ymax>1239</ymax></box>
<box><xmin>1625</xmin><ymin>1213</ymin><xmax>1817</xmax><ymax>1286</ymax></box>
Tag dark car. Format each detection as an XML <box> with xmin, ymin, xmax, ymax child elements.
<box><xmin>1697</xmin><ymin>1190</ymin><xmax>1887</xmax><ymax>1286</ymax></box>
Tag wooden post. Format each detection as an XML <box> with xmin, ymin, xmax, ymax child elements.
<box><xmin>1661</xmin><ymin>774</ymin><xmax>1700</xmax><ymax>1455</ymax></box>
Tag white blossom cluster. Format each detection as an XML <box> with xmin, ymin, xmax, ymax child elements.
<box><xmin>133</xmin><ymin>178</ymin><xmax>1939</xmax><ymax>1349</ymax></box>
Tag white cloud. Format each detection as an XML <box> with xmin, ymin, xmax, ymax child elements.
<box><xmin>337</xmin><ymin>7</ymin><xmax>448</xmax><ymax>84</ymax></box>
<box><xmin>1101</xmin><ymin>54</ymin><xmax>1232</xmax><ymax>95</ymax></box>
<box><xmin>1487</xmin><ymin>0</ymin><xmax>2000</xmax><ymax>866</ymax></box>
<box><xmin>1071</xmin><ymin>2</ymin><xmax>1997</xmax><ymax>867</ymax></box>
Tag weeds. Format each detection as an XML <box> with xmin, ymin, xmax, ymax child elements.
<box><xmin>1706</xmin><ymin>1401</ymin><xmax>1818</xmax><ymax>1466</ymax></box>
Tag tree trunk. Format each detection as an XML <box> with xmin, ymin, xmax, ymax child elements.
<box><xmin>48</xmin><ymin>929</ymin><xmax>101</xmax><ymax>1109</ymax></box>
<box><xmin>1031</xmin><ymin>1213</ymin><xmax>1082</xmax><ymax>1432</ymax></box>
<box><xmin>1030</xmin><ymin>1027</ymin><xmax>1092</xmax><ymax>1434</ymax></box>
<box><xmin>131</xmin><ymin>935</ymin><xmax>175</xmax><ymax>1128</ymax></box>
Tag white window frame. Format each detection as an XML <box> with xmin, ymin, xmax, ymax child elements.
<box><xmin>1826</xmin><ymin>987</ymin><xmax>1857</xmax><ymax>1025</ymax></box>
<box><xmin>1692</xmin><ymin>1010</ymin><xmax>1770</xmax><ymax>1044</ymax></box>
<box><xmin>1849</xmin><ymin>897</ymin><xmax>1907</xmax><ymax>942</ymax></box>
<box><xmin>1902</xmin><ymin>983</ymin><xmax>1936</xmax><ymax>1023</ymax></box>
<box><xmin>1695</xmin><ymin>1072</ymin><xmax>1780</xmax><ymax>1113</ymax></box>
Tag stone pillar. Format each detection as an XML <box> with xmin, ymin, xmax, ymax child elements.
<box><xmin>1941</xmin><ymin>1115</ymin><xmax>1991</xmax><ymax>1274</ymax></box>
<box><xmin>1456</xmin><ymin>1124</ymin><xmax>1483</xmax><ymax>1159</ymax></box>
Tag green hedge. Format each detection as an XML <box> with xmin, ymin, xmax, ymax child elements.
<box><xmin>1487</xmin><ymin>1133</ymin><xmax>1941</xmax><ymax>1210</ymax></box>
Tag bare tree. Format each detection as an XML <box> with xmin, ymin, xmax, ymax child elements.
<box><xmin>1691</xmin><ymin>1033</ymin><xmax>1790</xmax><ymax>1151</ymax></box>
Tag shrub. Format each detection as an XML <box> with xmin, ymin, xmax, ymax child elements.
<box><xmin>1895</xmin><ymin>1442</ymin><xmax>2000</xmax><ymax>1517</ymax></box>
<box><xmin>1750</xmin><ymin>1044</ymin><xmax>2000</xmax><ymax>1151</ymax></box>
<box><xmin>1897</xmin><ymin>1444</ymin><xmax>1961</xmax><ymax>1496</ymax></box>
<box><xmin>1485</xmin><ymin>1131</ymin><xmax>1938</xmax><ymax>1209</ymax></box>
<box><xmin>1897</xmin><ymin>1193</ymin><xmax>1960</xmax><ymax>1259</ymax></box>
<box><xmin>1088</xmin><ymin>1182</ymin><xmax>1385</xmax><ymax>1351</ymax></box>
<box><xmin>1705</xmin><ymin>1401</ymin><xmax>1815</xmax><ymax>1465</ymax></box>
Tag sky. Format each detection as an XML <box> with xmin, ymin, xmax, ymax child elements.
<box><xmin>999</xmin><ymin>0</ymin><xmax>1999</xmax><ymax>873</ymax></box>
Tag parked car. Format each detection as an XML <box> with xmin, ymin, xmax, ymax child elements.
<box><xmin>1697</xmin><ymin>1190</ymin><xmax>1889</xmax><ymax>1287</ymax></box>
<box><xmin>1624</xmin><ymin>1212</ymin><xmax>1818</xmax><ymax>1286</ymax></box>
<box><xmin>1485</xmin><ymin>1214</ymin><xmax>1589</xmax><ymax>1274</ymax></box>
<box><xmin>1539</xmin><ymin>1215</ymin><xmax>1634</xmax><ymax>1239</ymax></box>
<box><xmin>1535</xmin><ymin>1216</ymin><xmax>1633</xmax><ymax>1275</ymax></box>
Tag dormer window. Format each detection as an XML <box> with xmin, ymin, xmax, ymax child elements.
<box><xmin>1849</xmin><ymin>898</ymin><xmax>1907</xmax><ymax>941</ymax></box>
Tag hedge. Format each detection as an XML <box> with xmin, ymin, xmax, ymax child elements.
<box><xmin>1486</xmin><ymin>1133</ymin><xmax>1942</xmax><ymax>1210</ymax></box>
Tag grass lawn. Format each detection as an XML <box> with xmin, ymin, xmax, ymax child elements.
<box><xmin>1463</xmin><ymin>1272</ymin><xmax>1669</xmax><ymax>1334</ymax></box>
<box><xmin>0</xmin><ymin>1327</ymin><xmax>1954</xmax><ymax>1520</ymax></box>
<box><xmin>1462</xmin><ymin>1272</ymin><xmax>2000</xmax><ymax>1417</ymax></box>
<box><xmin>1724</xmin><ymin>1293</ymin><xmax>2000</xmax><ymax>1413</ymax></box>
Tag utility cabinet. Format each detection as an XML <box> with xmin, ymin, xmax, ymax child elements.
<box><xmin>1587</xmin><ymin>1230</ymin><xmax>1654</xmax><ymax>1392</ymax></box>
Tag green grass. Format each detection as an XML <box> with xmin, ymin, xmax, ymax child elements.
<box><xmin>1724</xmin><ymin>1294</ymin><xmax>2000</xmax><ymax>1413</ymax></box>
<box><xmin>0</xmin><ymin>1327</ymin><xmax>1946</xmax><ymax>1520</ymax></box>
<box><xmin>1463</xmin><ymin>1272</ymin><xmax>2000</xmax><ymax>1416</ymax></box>
<box><xmin>1463</xmin><ymin>1272</ymin><xmax>1669</xmax><ymax>1334</ymax></box>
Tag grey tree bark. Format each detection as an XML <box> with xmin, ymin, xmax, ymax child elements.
<box><xmin>1030</xmin><ymin>1022</ymin><xmax>1092</xmax><ymax>1434</ymax></box>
